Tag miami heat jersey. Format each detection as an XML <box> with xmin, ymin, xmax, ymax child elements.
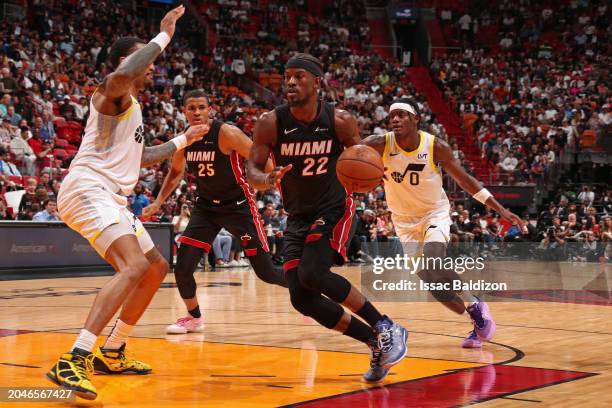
<box><xmin>185</xmin><ymin>120</ymin><xmax>252</xmax><ymax>207</ymax></box>
<box><xmin>382</xmin><ymin>130</ymin><xmax>450</xmax><ymax>219</ymax></box>
<box><xmin>271</xmin><ymin>102</ymin><xmax>347</xmax><ymax>215</ymax></box>
<box><xmin>70</xmin><ymin>92</ymin><xmax>144</xmax><ymax>195</ymax></box>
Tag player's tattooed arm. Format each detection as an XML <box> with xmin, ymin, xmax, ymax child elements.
<box><xmin>220</xmin><ymin>124</ymin><xmax>274</xmax><ymax>172</ymax></box>
<box><xmin>335</xmin><ymin>109</ymin><xmax>362</xmax><ymax>148</ymax></box>
<box><xmin>140</xmin><ymin>142</ymin><xmax>178</xmax><ymax>168</ymax></box>
<box><xmin>361</xmin><ymin>134</ymin><xmax>386</xmax><ymax>156</ymax></box>
<box><xmin>248</xmin><ymin>111</ymin><xmax>290</xmax><ymax>190</ymax></box>
<box><xmin>435</xmin><ymin>138</ymin><xmax>523</xmax><ymax>225</ymax></box>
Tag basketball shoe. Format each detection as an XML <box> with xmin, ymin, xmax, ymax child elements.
<box><xmin>46</xmin><ymin>348</ymin><xmax>97</xmax><ymax>400</ymax></box>
<box><xmin>92</xmin><ymin>343</ymin><xmax>152</xmax><ymax>374</ymax></box>
<box><xmin>461</xmin><ymin>330</ymin><xmax>483</xmax><ymax>348</ymax></box>
<box><xmin>166</xmin><ymin>316</ymin><xmax>204</xmax><ymax>334</ymax></box>
<box><xmin>362</xmin><ymin>339</ymin><xmax>390</xmax><ymax>383</ymax></box>
<box><xmin>466</xmin><ymin>298</ymin><xmax>496</xmax><ymax>342</ymax></box>
<box><xmin>374</xmin><ymin>316</ymin><xmax>408</xmax><ymax>368</ymax></box>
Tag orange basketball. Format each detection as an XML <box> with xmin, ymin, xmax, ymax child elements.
<box><xmin>336</xmin><ymin>145</ymin><xmax>384</xmax><ymax>193</ymax></box>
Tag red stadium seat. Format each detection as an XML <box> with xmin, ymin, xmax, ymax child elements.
<box><xmin>8</xmin><ymin>176</ymin><xmax>23</xmax><ymax>186</ymax></box>
<box><xmin>54</xmin><ymin>138</ymin><xmax>69</xmax><ymax>148</ymax></box>
<box><xmin>53</xmin><ymin>148</ymin><xmax>68</xmax><ymax>160</ymax></box>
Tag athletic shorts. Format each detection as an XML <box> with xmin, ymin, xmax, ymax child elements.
<box><xmin>392</xmin><ymin>209</ymin><xmax>451</xmax><ymax>257</ymax></box>
<box><xmin>177</xmin><ymin>202</ymin><xmax>269</xmax><ymax>257</ymax></box>
<box><xmin>57</xmin><ymin>167</ymin><xmax>154</xmax><ymax>258</ymax></box>
<box><xmin>282</xmin><ymin>201</ymin><xmax>356</xmax><ymax>272</ymax></box>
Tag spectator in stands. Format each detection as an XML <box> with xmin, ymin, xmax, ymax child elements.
<box><xmin>0</xmin><ymin>145</ymin><xmax>21</xmax><ymax>177</ymax></box>
<box><xmin>5</xmin><ymin>105</ymin><xmax>22</xmax><ymax>126</ymax></box>
<box><xmin>32</xmin><ymin>198</ymin><xmax>60</xmax><ymax>221</ymax></box>
<box><xmin>0</xmin><ymin>118</ymin><xmax>17</xmax><ymax>146</ymax></box>
<box><xmin>172</xmin><ymin>203</ymin><xmax>191</xmax><ymax>240</ymax></box>
<box><xmin>10</xmin><ymin>126</ymin><xmax>37</xmax><ymax>175</ymax></box>
<box><xmin>578</xmin><ymin>185</ymin><xmax>595</xmax><ymax>207</ymax></box>
<box><xmin>18</xmin><ymin>178</ymin><xmax>38</xmax><ymax>217</ymax></box>
<box><xmin>0</xmin><ymin>200</ymin><xmax>12</xmax><ymax>220</ymax></box>
<box><xmin>212</xmin><ymin>230</ymin><xmax>233</xmax><ymax>268</ymax></box>
<box><xmin>36</xmin><ymin>113</ymin><xmax>56</xmax><ymax>143</ymax></box>
<box><xmin>58</xmin><ymin>96</ymin><xmax>76</xmax><ymax>121</ymax></box>
<box><xmin>129</xmin><ymin>183</ymin><xmax>150</xmax><ymax>216</ymax></box>
<box><xmin>0</xmin><ymin>67</ymin><xmax>19</xmax><ymax>94</ymax></box>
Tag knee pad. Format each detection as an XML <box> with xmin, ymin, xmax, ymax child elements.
<box><xmin>174</xmin><ymin>244</ymin><xmax>205</xmax><ymax>299</ymax></box>
<box><xmin>288</xmin><ymin>285</ymin><xmax>344</xmax><ymax>329</ymax></box>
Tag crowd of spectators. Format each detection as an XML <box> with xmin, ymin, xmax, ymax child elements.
<box><xmin>432</xmin><ymin>0</ymin><xmax>610</xmax><ymax>184</ymax></box>
<box><xmin>0</xmin><ymin>1</ymin><xmax>609</xmax><ymax>265</ymax></box>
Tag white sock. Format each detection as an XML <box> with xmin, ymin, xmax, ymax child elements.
<box><xmin>72</xmin><ymin>329</ymin><xmax>98</xmax><ymax>352</ymax></box>
<box><xmin>103</xmin><ymin>319</ymin><xmax>134</xmax><ymax>350</ymax></box>
<box><xmin>460</xmin><ymin>290</ymin><xmax>479</xmax><ymax>307</ymax></box>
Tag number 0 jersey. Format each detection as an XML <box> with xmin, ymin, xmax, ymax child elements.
<box><xmin>184</xmin><ymin>120</ymin><xmax>253</xmax><ymax>208</ymax></box>
<box><xmin>382</xmin><ymin>130</ymin><xmax>450</xmax><ymax>219</ymax></box>
<box><xmin>271</xmin><ymin>101</ymin><xmax>347</xmax><ymax>216</ymax></box>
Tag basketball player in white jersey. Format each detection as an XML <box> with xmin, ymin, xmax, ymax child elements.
<box><xmin>47</xmin><ymin>6</ymin><xmax>209</xmax><ymax>400</ymax></box>
<box><xmin>362</xmin><ymin>98</ymin><xmax>523</xmax><ymax>349</ymax></box>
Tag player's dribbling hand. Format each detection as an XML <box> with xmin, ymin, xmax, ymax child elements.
<box><xmin>160</xmin><ymin>5</ymin><xmax>186</xmax><ymax>38</ymax></box>
<box><xmin>142</xmin><ymin>202</ymin><xmax>160</xmax><ymax>219</ymax></box>
<box><xmin>184</xmin><ymin>123</ymin><xmax>211</xmax><ymax>145</ymax></box>
<box><xmin>265</xmin><ymin>164</ymin><xmax>293</xmax><ymax>187</ymax></box>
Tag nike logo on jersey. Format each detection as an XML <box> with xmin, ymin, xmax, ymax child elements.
<box><xmin>315</xmin><ymin>127</ymin><xmax>328</xmax><ymax>132</ymax></box>
<box><xmin>236</xmin><ymin>199</ymin><xmax>247</xmax><ymax>205</ymax></box>
<box><xmin>284</xmin><ymin>128</ymin><xmax>298</xmax><ymax>135</ymax></box>
<box><xmin>390</xmin><ymin>152</ymin><xmax>401</xmax><ymax>156</ymax></box>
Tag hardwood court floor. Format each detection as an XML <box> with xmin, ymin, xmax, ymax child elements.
<box><xmin>0</xmin><ymin>265</ymin><xmax>610</xmax><ymax>407</ymax></box>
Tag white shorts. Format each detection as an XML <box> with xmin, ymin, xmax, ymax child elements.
<box><xmin>57</xmin><ymin>167</ymin><xmax>154</xmax><ymax>258</ymax></box>
<box><xmin>392</xmin><ymin>209</ymin><xmax>451</xmax><ymax>257</ymax></box>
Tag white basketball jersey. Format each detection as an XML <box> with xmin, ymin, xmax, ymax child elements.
<box><xmin>70</xmin><ymin>92</ymin><xmax>145</xmax><ymax>195</ymax></box>
<box><xmin>382</xmin><ymin>130</ymin><xmax>450</xmax><ymax>219</ymax></box>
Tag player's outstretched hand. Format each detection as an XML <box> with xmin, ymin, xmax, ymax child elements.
<box><xmin>500</xmin><ymin>209</ymin><xmax>524</xmax><ymax>228</ymax></box>
<box><xmin>160</xmin><ymin>5</ymin><xmax>186</xmax><ymax>38</ymax></box>
<box><xmin>184</xmin><ymin>123</ymin><xmax>210</xmax><ymax>146</ymax></box>
<box><xmin>142</xmin><ymin>202</ymin><xmax>161</xmax><ymax>219</ymax></box>
<box><xmin>265</xmin><ymin>164</ymin><xmax>293</xmax><ymax>187</ymax></box>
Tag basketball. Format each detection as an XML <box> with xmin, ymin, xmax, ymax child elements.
<box><xmin>336</xmin><ymin>145</ymin><xmax>384</xmax><ymax>193</ymax></box>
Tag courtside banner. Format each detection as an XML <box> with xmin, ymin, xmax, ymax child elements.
<box><xmin>0</xmin><ymin>221</ymin><xmax>173</xmax><ymax>270</ymax></box>
<box><xmin>358</xmin><ymin>241</ymin><xmax>611</xmax><ymax>304</ymax></box>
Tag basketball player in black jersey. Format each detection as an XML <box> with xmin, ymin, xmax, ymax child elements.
<box><xmin>143</xmin><ymin>89</ymin><xmax>286</xmax><ymax>334</ymax></box>
<box><xmin>248</xmin><ymin>54</ymin><xmax>407</xmax><ymax>383</ymax></box>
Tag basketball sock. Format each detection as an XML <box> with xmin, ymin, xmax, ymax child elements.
<box><xmin>72</xmin><ymin>329</ymin><xmax>97</xmax><ymax>353</ymax></box>
<box><xmin>188</xmin><ymin>305</ymin><xmax>202</xmax><ymax>319</ymax></box>
<box><xmin>103</xmin><ymin>319</ymin><xmax>134</xmax><ymax>350</ymax></box>
<box><xmin>343</xmin><ymin>316</ymin><xmax>376</xmax><ymax>344</ymax></box>
<box><xmin>355</xmin><ymin>301</ymin><xmax>383</xmax><ymax>328</ymax></box>
<box><xmin>459</xmin><ymin>290</ymin><xmax>479</xmax><ymax>306</ymax></box>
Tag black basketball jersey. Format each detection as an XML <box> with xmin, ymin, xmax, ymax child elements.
<box><xmin>184</xmin><ymin>120</ymin><xmax>253</xmax><ymax>208</ymax></box>
<box><xmin>271</xmin><ymin>101</ymin><xmax>347</xmax><ymax>215</ymax></box>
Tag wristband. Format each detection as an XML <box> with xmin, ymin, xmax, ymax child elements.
<box><xmin>150</xmin><ymin>32</ymin><xmax>171</xmax><ymax>51</ymax></box>
<box><xmin>473</xmin><ymin>188</ymin><xmax>493</xmax><ymax>204</ymax></box>
<box><xmin>171</xmin><ymin>134</ymin><xmax>188</xmax><ymax>150</ymax></box>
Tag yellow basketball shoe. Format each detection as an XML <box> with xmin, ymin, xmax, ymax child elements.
<box><xmin>46</xmin><ymin>348</ymin><xmax>97</xmax><ymax>400</ymax></box>
<box><xmin>92</xmin><ymin>343</ymin><xmax>152</xmax><ymax>375</ymax></box>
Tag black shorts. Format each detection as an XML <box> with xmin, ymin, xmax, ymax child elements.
<box><xmin>178</xmin><ymin>203</ymin><xmax>269</xmax><ymax>256</ymax></box>
<box><xmin>282</xmin><ymin>200</ymin><xmax>356</xmax><ymax>272</ymax></box>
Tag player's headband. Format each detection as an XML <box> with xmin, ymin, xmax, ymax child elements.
<box><xmin>286</xmin><ymin>57</ymin><xmax>323</xmax><ymax>77</ymax></box>
<box><xmin>389</xmin><ymin>102</ymin><xmax>417</xmax><ymax>116</ymax></box>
